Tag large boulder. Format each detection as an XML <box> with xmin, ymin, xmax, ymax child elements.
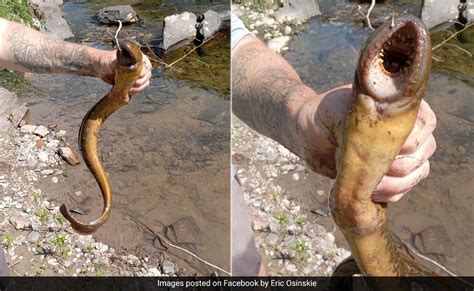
<box><xmin>274</xmin><ymin>0</ymin><xmax>321</xmax><ymax>24</ymax></box>
<box><xmin>420</xmin><ymin>0</ymin><xmax>460</xmax><ymax>29</ymax></box>
<box><xmin>0</xmin><ymin>87</ymin><xmax>29</xmax><ymax>134</ymax></box>
<box><xmin>97</xmin><ymin>5</ymin><xmax>139</xmax><ymax>25</ymax></box>
<box><xmin>161</xmin><ymin>12</ymin><xmax>197</xmax><ymax>50</ymax></box>
<box><xmin>29</xmin><ymin>0</ymin><xmax>74</xmax><ymax>40</ymax></box>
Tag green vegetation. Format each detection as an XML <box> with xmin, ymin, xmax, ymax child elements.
<box><xmin>95</xmin><ymin>267</ymin><xmax>102</xmax><ymax>276</ymax></box>
<box><xmin>85</xmin><ymin>242</ymin><xmax>94</xmax><ymax>252</ymax></box>
<box><xmin>158</xmin><ymin>28</ymin><xmax>231</xmax><ymax>99</ymax></box>
<box><xmin>291</xmin><ymin>239</ymin><xmax>306</xmax><ymax>255</ymax></box>
<box><xmin>296</xmin><ymin>216</ymin><xmax>305</xmax><ymax>229</ymax></box>
<box><xmin>271</xmin><ymin>192</ymin><xmax>279</xmax><ymax>203</ymax></box>
<box><xmin>273</xmin><ymin>211</ymin><xmax>288</xmax><ymax>226</ymax></box>
<box><xmin>0</xmin><ymin>0</ymin><xmax>33</xmax><ymax>26</ymax></box>
<box><xmin>50</xmin><ymin>232</ymin><xmax>67</xmax><ymax>248</ymax></box>
<box><xmin>0</xmin><ymin>235</ymin><xmax>14</xmax><ymax>247</ymax></box>
<box><xmin>35</xmin><ymin>208</ymin><xmax>49</xmax><ymax>225</ymax></box>
<box><xmin>31</xmin><ymin>191</ymin><xmax>39</xmax><ymax>204</ymax></box>
<box><xmin>55</xmin><ymin>214</ymin><xmax>65</xmax><ymax>226</ymax></box>
<box><xmin>431</xmin><ymin>24</ymin><xmax>474</xmax><ymax>87</ymax></box>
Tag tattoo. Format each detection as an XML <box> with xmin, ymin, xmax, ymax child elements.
<box><xmin>232</xmin><ymin>44</ymin><xmax>306</xmax><ymax>147</ymax></box>
<box><xmin>7</xmin><ymin>26</ymin><xmax>94</xmax><ymax>75</ymax></box>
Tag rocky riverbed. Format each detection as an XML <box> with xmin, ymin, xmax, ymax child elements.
<box><xmin>0</xmin><ymin>122</ymin><xmax>178</xmax><ymax>276</ymax></box>
<box><xmin>232</xmin><ymin>118</ymin><xmax>350</xmax><ymax>276</ymax></box>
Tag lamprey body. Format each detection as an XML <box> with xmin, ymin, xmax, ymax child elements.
<box><xmin>60</xmin><ymin>42</ymin><xmax>143</xmax><ymax>234</ymax></box>
<box><xmin>330</xmin><ymin>15</ymin><xmax>433</xmax><ymax>276</ymax></box>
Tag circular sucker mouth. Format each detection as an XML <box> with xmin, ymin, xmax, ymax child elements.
<box><xmin>379</xmin><ymin>26</ymin><xmax>417</xmax><ymax>77</ymax></box>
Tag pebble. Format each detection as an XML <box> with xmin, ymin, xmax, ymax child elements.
<box><xmin>34</xmin><ymin>126</ymin><xmax>50</xmax><ymax>137</ymax></box>
<box><xmin>284</xmin><ymin>26</ymin><xmax>292</xmax><ymax>35</ymax></box>
<box><xmin>161</xmin><ymin>260</ymin><xmax>175</xmax><ymax>274</ymax></box>
<box><xmin>51</xmin><ymin>177</ymin><xmax>58</xmax><ymax>184</ymax></box>
<box><xmin>316</xmin><ymin>190</ymin><xmax>325</xmax><ymax>196</ymax></box>
<box><xmin>326</xmin><ymin>233</ymin><xmax>335</xmax><ymax>244</ymax></box>
<box><xmin>292</xmin><ymin>173</ymin><xmax>300</xmax><ymax>181</ymax></box>
<box><xmin>48</xmin><ymin>258</ymin><xmax>59</xmax><ymax>266</ymax></box>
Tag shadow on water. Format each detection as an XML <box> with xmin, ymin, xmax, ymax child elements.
<box><xmin>280</xmin><ymin>1</ymin><xmax>473</xmax><ymax>276</ymax></box>
<box><xmin>8</xmin><ymin>0</ymin><xmax>230</xmax><ymax>275</ymax></box>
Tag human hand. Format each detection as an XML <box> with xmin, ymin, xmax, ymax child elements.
<box><xmin>291</xmin><ymin>84</ymin><xmax>437</xmax><ymax>203</ymax></box>
<box><xmin>95</xmin><ymin>49</ymin><xmax>152</xmax><ymax>96</ymax></box>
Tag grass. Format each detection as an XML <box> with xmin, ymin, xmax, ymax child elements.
<box><xmin>0</xmin><ymin>0</ymin><xmax>33</xmax><ymax>26</ymax></box>
<box><xmin>85</xmin><ymin>243</ymin><xmax>94</xmax><ymax>252</ymax></box>
<box><xmin>35</xmin><ymin>208</ymin><xmax>49</xmax><ymax>225</ymax></box>
<box><xmin>273</xmin><ymin>212</ymin><xmax>288</xmax><ymax>226</ymax></box>
<box><xmin>0</xmin><ymin>235</ymin><xmax>14</xmax><ymax>247</ymax></box>
<box><xmin>55</xmin><ymin>214</ymin><xmax>65</xmax><ymax>226</ymax></box>
<box><xmin>296</xmin><ymin>216</ymin><xmax>305</xmax><ymax>229</ymax></box>
<box><xmin>50</xmin><ymin>233</ymin><xmax>67</xmax><ymax>248</ymax></box>
<box><xmin>291</xmin><ymin>239</ymin><xmax>306</xmax><ymax>255</ymax></box>
<box><xmin>31</xmin><ymin>191</ymin><xmax>39</xmax><ymax>204</ymax></box>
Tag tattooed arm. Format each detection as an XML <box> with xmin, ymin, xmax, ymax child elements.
<box><xmin>232</xmin><ymin>34</ymin><xmax>437</xmax><ymax>202</ymax></box>
<box><xmin>0</xmin><ymin>18</ymin><xmax>151</xmax><ymax>95</ymax></box>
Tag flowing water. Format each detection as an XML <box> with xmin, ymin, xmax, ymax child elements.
<box><xmin>278</xmin><ymin>0</ymin><xmax>473</xmax><ymax>276</ymax></box>
<box><xmin>14</xmin><ymin>0</ymin><xmax>230</xmax><ymax>274</ymax></box>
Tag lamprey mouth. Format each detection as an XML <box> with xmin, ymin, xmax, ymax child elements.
<box><xmin>357</xmin><ymin>15</ymin><xmax>431</xmax><ymax>104</ymax></box>
<box><xmin>379</xmin><ymin>26</ymin><xmax>417</xmax><ymax>77</ymax></box>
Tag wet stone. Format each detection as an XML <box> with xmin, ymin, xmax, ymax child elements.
<box><xmin>166</xmin><ymin>216</ymin><xmax>204</xmax><ymax>245</ymax></box>
<box><xmin>414</xmin><ymin>224</ymin><xmax>455</xmax><ymax>256</ymax></box>
<box><xmin>58</xmin><ymin>147</ymin><xmax>80</xmax><ymax>166</ymax></box>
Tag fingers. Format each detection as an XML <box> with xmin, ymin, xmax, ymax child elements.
<box><xmin>130</xmin><ymin>55</ymin><xmax>152</xmax><ymax>96</ymax></box>
<box><xmin>399</xmin><ymin>100</ymin><xmax>437</xmax><ymax>155</ymax></box>
<box><xmin>372</xmin><ymin>160</ymin><xmax>430</xmax><ymax>202</ymax></box>
<box><xmin>387</xmin><ymin>134</ymin><xmax>436</xmax><ymax>177</ymax></box>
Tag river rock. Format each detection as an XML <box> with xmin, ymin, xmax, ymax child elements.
<box><xmin>29</xmin><ymin>0</ymin><xmax>74</xmax><ymax>39</ymax></box>
<box><xmin>97</xmin><ymin>5</ymin><xmax>138</xmax><ymax>25</ymax></box>
<box><xmin>161</xmin><ymin>260</ymin><xmax>175</xmax><ymax>274</ymax></box>
<box><xmin>202</xmin><ymin>10</ymin><xmax>222</xmax><ymax>38</ymax></box>
<box><xmin>267</xmin><ymin>36</ymin><xmax>291</xmax><ymax>53</ymax></box>
<box><xmin>265</xmin><ymin>233</ymin><xmax>279</xmax><ymax>247</ymax></box>
<box><xmin>274</xmin><ymin>0</ymin><xmax>321</xmax><ymax>24</ymax></box>
<box><xmin>20</xmin><ymin>124</ymin><xmax>37</xmax><ymax>134</ymax></box>
<box><xmin>420</xmin><ymin>0</ymin><xmax>460</xmax><ymax>29</ymax></box>
<box><xmin>165</xmin><ymin>216</ymin><xmax>204</xmax><ymax>245</ymax></box>
<box><xmin>0</xmin><ymin>88</ymin><xmax>29</xmax><ymax>132</ymax></box>
<box><xmin>58</xmin><ymin>147</ymin><xmax>80</xmax><ymax>166</ymax></box>
<box><xmin>161</xmin><ymin>12</ymin><xmax>197</xmax><ymax>50</ymax></box>
<box><xmin>10</xmin><ymin>216</ymin><xmax>30</xmax><ymax>230</ymax></box>
<box><xmin>34</xmin><ymin>125</ymin><xmax>50</xmax><ymax>137</ymax></box>
<box><xmin>414</xmin><ymin>224</ymin><xmax>455</xmax><ymax>256</ymax></box>
<box><xmin>27</xmin><ymin>231</ymin><xmax>40</xmax><ymax>243</ymax></box>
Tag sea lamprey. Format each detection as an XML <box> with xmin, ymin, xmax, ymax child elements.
<box><xmin>330</xmin><ymin>15</ymin><xmax>432</xmax><ymax>276</ymax></box>
<box><xmin>60</xmin><ymin>41</ymin><xmax>143</xmax><ymax>234</ymax></box>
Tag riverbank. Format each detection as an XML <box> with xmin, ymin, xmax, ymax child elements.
<box><xmin>0</xmin><ymin>118</ymin><xmax>177</xmax><ymax>276</ymax></box>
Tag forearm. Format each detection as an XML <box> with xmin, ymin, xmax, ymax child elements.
<box><xmin>232</xmin><ymin>35</ymin><xmax>320</xmax><ymax>149</ymax></box>
<box><xmin>0</xmin><ymin>18</ymin><xmax>111</xmax><ymax>76</ymax></box>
